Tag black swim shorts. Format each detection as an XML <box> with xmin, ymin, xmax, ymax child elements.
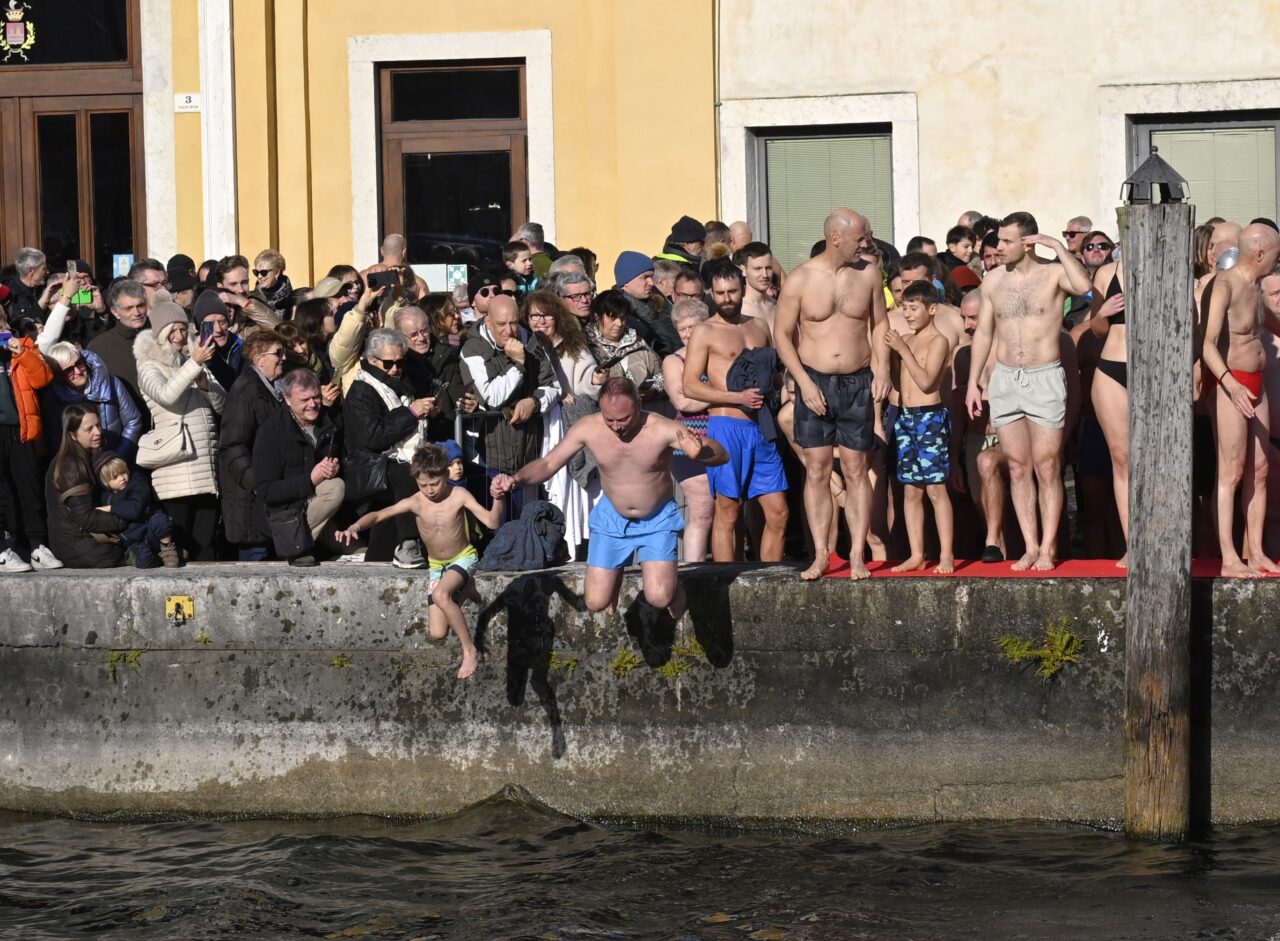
<box><xmin>793</xmin><ymin>365</ymin><xmax>874</xmax><ymax>452</ymax></box>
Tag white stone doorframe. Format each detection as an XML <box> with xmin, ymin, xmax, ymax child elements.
<box><xmin>717</xmin><ymin>93</ymin><xmax>919</xmax><ymax>248</ymax></box>
<box><xmin>347</xmin><ymin>30</ymin><xmax>555</xmax><ymax>269</ymax></box>
<box><xmin>1097</xmin><ymin>79</ymin><xmax>1280</xmax><ymax>228</ymax></box>
<box><xmin>198</xmin><ymin>0</ymin><xmax>237</xmax><ymax>259</ymax></box>
<box><xmin>139</xmin><ymin>0</ymin><xmax>177</xmax><ymax>260</ymax></box>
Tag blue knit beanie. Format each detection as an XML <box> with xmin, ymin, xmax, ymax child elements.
<box><xmin>613</xmin><ymin>251</ymin><xmax>654</xmax><ymax>288</ymax></box>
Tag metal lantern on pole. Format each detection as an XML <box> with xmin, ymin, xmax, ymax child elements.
<box><xmin>1120</xmin><ymin>147</ymin><xmax>1189</xmax><ymax>206</ymax></box>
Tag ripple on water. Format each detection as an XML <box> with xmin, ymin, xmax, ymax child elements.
<box><xmin>1</xmin><ymin>796</ymin><xmax>1279</xmax><ymax>940</ymax></box>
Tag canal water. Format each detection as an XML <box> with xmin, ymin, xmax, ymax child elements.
<box><xmin>2</xmin><ymin>788</ymin><xmax>1278</xmax><ymax>940</ymax></box>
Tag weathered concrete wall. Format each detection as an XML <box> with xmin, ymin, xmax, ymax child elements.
<box><xmin>1</xmin><ymin>566</ymin><xmax>1276</xmax><ymax>824</ymax></box>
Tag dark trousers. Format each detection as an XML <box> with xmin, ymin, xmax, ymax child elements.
<box><xmin>161</xmin><ymin>493</ymin><xmax>220</xmax><ymax>561</ymax></box>
<box><xmin>0</xmin><ymin>424</ymin><xmax>47</xmax><ymax>550</ymax></box>
<box><xmin>364</xmin><ymin>461</ymin><xmax>419</xmax><ymax>562</ymax></box>
<box><xmin>128</xmin><ymin>511</ymin><xmax>174</xmax><ymax>568</ymax></box>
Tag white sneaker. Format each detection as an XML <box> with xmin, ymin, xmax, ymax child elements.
<box><xmin>0</xmin><ymin>548</ymin><xmax>33</xmax><ymax>573</ymax></box>
<box><xmin>392</xmin><ymin>540</ymin><xmax>426</xmax><ymax>569</ymax></box>
<box><xmin>29</xmin><ymin>545</ymin><xmax>64</xmax><ymax>570</ymax></box>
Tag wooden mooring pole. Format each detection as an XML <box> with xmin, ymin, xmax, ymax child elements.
<box><xmin>1119</xmin><ymin>200</ymin><xmax>1195</xmax><ymax>840</ymax></box>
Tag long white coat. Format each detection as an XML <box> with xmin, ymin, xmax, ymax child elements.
<box><xmin>133</xmin><ymin>327</ymin><xmax>226</xmax><ymax>500</ymax></box>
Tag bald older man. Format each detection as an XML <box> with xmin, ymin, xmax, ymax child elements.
<box><xmin>1203</xmin><ymin>222</ymin><xmax>1280</xmax><ymax>577</ymax></box>
<box><xmin>774</xmin><ymin>208</ymin><xmax>890</xmax><ymax>580</ymax></box>
<box><xmin>1209</xmin><ymin>220</ymin><xmax>1242</xmax><ymax>269</ymax></box>
<box><xmin>729</xmin><ymin>221</ymin><xmax>753</xmax><ymax>253</ymax></box>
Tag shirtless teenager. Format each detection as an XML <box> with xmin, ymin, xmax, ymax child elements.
<box><xmin>965</xmin><ymin>211</ymin><xmax>1091</xmax><ymax>571</ymax></box>
<box><xmin>735</xmin><ymin>241</ymin><xmax>778</xmax><ymax>334</ymax></box>
<box><xmin>493</xmin><ymin>377</ymin><xmax>727</xmax><ymax>615</ymax></box>
<box><xmin>682</xmin><ymin>263</ymin><xmax>789</xmax><ymax>561</ymax></box>
<box><xmin>1201</xmin><ymin>223</ymin><xmax>1280</xmax><ymax>577</ymax></box>
<box><xmin>773</xmin><ymin>208</ymin><xmax>889</xmax><ymax>580</ymax></box>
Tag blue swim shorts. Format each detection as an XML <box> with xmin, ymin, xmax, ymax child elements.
<box><xmin>586</xmin><ymin>495</ymin><xmax>684</xmax><ymax>570</ymax></box>
<box><xmin>705</xmin><ymin>415</ymin><xmax>788</xmax><ymax>501</ymax></box>
<box><xmin>894</xmin><ymin>404</ymin><xmax>951</xmax><ymax>484</ymax></box>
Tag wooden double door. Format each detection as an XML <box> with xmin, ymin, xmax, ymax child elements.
<box><xmin>0</xmin><ymin>94</ymin><xmax>146</xmax><ymax>282</ymax></box>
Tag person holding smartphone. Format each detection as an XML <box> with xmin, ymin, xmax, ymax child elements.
<box><xmin>192</xmin><ymin>291</ymin><xmax>244</xmax><ymax>391</ymax></box>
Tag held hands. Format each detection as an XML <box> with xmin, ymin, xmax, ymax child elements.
<box><xmin>310</xmin><ymin>457</ymin><xmax>340</xmax><ymax>485</ymax></box>
<box><xmin>490</xmin><ymin>473</ymin><xmax>516</xmax><ymax>498</ymax></box>
<box><xmin>508</xmin><ymin>397</ymin><xmax>536</xmax><ymax>425</ymax></box>
<box><xmin>502</xmin><ymin>337</ymin><xmax>526</xmax><ymax>364</ymax></box>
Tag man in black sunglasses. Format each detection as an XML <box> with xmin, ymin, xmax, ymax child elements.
<box><xmin>467</xmin><ymin>269</ymin><xmax>512</xmax><ymax>325</ymax></box>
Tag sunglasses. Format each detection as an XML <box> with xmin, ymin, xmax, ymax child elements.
<box><xmin>264</xmin><ymin>348</ymin><xmax>287</xmax><ymax>359</ymax></box>
<box><xmin>375</xmin><ymin>356</ymin><xmax>403</xmax><ymax>370</ymax></box>
<box><xmin>478</xmin><ymin>286</ymin><xmax>515</xmax><ymax>298</ymax></box>
<box><xmin>253</xmin><ymin>269</ymin><xmax>276</xmax><ymax>278</ymax></box>
<box><xmin>65</xmin><ymin>359</ymin><xmax>88</xmax><ymax>375</ymax></box>
<box><xmin>1084</xmin><ymin>242</ymin><xmax>1113</xmax><ymax>252</ymax></box>
<box><xmin>1062</xmin><ymin>231</ymin><xmax>1087</xmax><ymax>240</ymax></box>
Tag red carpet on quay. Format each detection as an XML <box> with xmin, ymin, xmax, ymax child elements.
<box><xmin>818</xmin><ymin>554</ymin><xmax>1257</xmax><ymax>579</ymax></box>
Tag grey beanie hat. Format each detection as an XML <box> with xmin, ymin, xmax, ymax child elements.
<box><xmin>148</xmin><ymin>289</ymin><xmax>190</xmax><ymax>341</ymax></box>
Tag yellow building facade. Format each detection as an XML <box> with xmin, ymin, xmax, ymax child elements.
<box><xmin>198</xmin><ymin>0</ymin><xmax>717</xmax><ymax>283</ymax></box>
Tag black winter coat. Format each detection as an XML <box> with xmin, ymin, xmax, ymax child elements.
<box><xmin>219</xmin><ymin>368</ymin><xmax>283</xmax><ymax>544</ymax></box>
<box><xmin>342</xmin><ymin>364</ymin><xmax>418</xmax><ymax>457</ymax></box>
<box><xmin>45</xmin><ymin>463</ymin><xmax>127</xmax><ymax>568</ymax></box>
<box><xmin>251</xmin><ymin>408</ymin><xmax>339</xmax><ymax>512</ymax></box>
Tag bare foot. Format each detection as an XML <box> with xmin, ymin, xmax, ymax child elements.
<box><xmin>800</xmin><ymin>556</ymin><xmax>830</xmax><ymax>581</ymax></box>
<box><xmin>1011</xmin><ymin>551</ymin><xmax>1038</xmax><ymax>572</ymax></box>
<box><xmin>890</xmin><ymin>556</ymin><xmax>927</xmax><ymax>573</ymax></box>
<box><xmin>1115</xmin><ymin>554</ymin><xmax>1128</xmax><ymax>570</ymax></box>
<box><xmin>935</xmin><ymin>557</ymin><xmax>955</xmax><ymax>575</ymax></box>
<box><xmin>1032</xmin><ymin>552</ymin><xmax>1055</xmax><ymax>572</ymax></box>
<box><xmin>1222</xmin><ymin>558</ymin><xmax>1261</xmax><ymax>579</ymax></box>
<box><xmin>457</xmin><ymin>647</ymin><xmax>479</xmax><ymax>680</ymax></box>
<box><xmin>1252</xmin><ymin>553</ymin><xmax>1280</xmax><ymax>574</ymax></box>
<box><xmin>848</xmin><ymin>560</ymin><xmax>872</xmax><ymax>581</ymax></box>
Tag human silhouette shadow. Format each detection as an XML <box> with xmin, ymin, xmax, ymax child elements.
<box><xmin>621</xmin><ymin>568</ymin><xmax>735</xmax><ymax>669</ymax></box>
<box><xmin>474</xmin><ymin>572</ymin><xmax>584</xmax><ymax>760</ymax></box>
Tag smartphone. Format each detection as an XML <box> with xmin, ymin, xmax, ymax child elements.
<box><xmin>367</xmin><ymin>270</ymin><xmax>396</xmax><ymax>290</ymax></box>
<box><xmin>66</xmin><ymin>260</ymin><xmax>77</xmax><ymax>277</ymax></box>
<box><xmin>70</xmin><ymin>288</ymin><xmax>93</xmax><ymax>305</ymax></box>
<box><xmin>199</xmin><ymin>322</ymin><xmax>215</xmax><ymax>344</ymax></box>
<box><xmin>0</xmin><ymin>331</ymin><xmax>12</xmax><ymax>344</ymax></box>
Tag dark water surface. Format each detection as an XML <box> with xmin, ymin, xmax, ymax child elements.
<box><xmin>3</xmin><ymin>789</ymin><xmax>1279</xmax><ymax>940</ymax></box>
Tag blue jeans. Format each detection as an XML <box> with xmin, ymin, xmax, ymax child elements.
<box><xmin>129</xmin><ymin>511</ymin><xmax>174</xmax><ymax>569</ymax></box>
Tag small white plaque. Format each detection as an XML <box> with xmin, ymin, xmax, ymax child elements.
<box><xmin>174</xmin><ymin>93</ymin><xmax>202</xmax><ymax>114</ymax></box>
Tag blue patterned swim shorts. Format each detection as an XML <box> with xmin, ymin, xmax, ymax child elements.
<box><xmin>894</xmin><ymin>405</ymin><xmax>951</xmax><ymax>484</ymax></box>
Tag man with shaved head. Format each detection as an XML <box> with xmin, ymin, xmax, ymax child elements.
<box><xmin>1209</xmin><ymin>220</ymin><xmax>1242</xmax><ymax>269</ymax></box>
<box><xmin>774</xmin><ymin>208</ymin><xmax>890</xmax><ymax>580</ymax></box>
<box><xmin>957</xmin><ymin>210</ymin><xmax>984</xmax><ymax>230</ymax></box>
<box><xmin>1202</xmin><ymin>222</ymin><xmax>1280</xmax><ymax>576</ymax></box>
<box><xmin>729</xmin><ymin>221</ymin><xmax>754</xmax><ymax>253</ymax></box>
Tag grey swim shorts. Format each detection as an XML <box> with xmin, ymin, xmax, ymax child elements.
<box><xmin>988</xmin><ymin>361</ymin><xmax>1067</xmax><ymax>430</ymax></box>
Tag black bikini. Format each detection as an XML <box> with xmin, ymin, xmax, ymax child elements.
<box><xmin>1097</xmin><ymin>273</ymin><xmax>1127</xmax><ymax>389</ymax></box>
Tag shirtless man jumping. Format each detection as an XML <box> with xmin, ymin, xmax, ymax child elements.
<box><xmin>683</xmin><ymin>262</ymin><xmax>790</xmax><ymax>561</ymax></box>
<box><xmin>774</xmin><ymin>208</ymin><xmax>890</xmax><ymax>580</ymax></box>
<box><xmin>1202</xmin><ymin>223</ymin><xmax>1280</xmax><ymax>577</ymax></box>
<box><xmin>493</xmin><ymin>377</ymin><xmax>727</xmax><ymax>615</ymax></box>
<box><xmin>965</xmin><ymin>211</ymin><xmax>1091</xmax><ymax>571</ymax></box>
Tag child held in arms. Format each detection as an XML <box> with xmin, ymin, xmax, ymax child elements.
<box><xmin>94</xmin><ymin>452</ymin><xmax>181</xmax><ymax>568</ymax></box>
<box><xmin>502</xmin><ymin>240</ymin><xmax>536</xmax><ymax>295</ymax></box>
<box><xmin>335</xmin><ymin>444</ymin><xmax>504</xmax><ymax>679</ymax></box>
<box><xmin>883</xmin><ymin>280</ymin><xmax>955</xmax><ymax>574</ymax></box>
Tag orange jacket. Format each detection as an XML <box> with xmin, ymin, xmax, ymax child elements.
<box><xmin>8</xmin><ymin>336</ymin><xmax>52</xmax><ymax>442</ymax></box>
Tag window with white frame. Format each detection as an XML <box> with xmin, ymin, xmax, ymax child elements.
<box><xmin>757</xmin><ymin>125</ymin><xmax>894</xmax><ymax>271</ymax></box>
<box><xmin>1132</xmin><ymin>113</ymin><xmax>1279</xmax><ymax>223</ymax></box>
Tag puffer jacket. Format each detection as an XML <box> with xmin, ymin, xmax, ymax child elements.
<box><xmin>44</xmin><ymin>460</ymin><xmax>127</xmax><ymax>568</ymax></box>
<box><xmin>134</xmin><ymin>328</ymin><xmax>226</xmax><ymax>500</ymax></box>
<box><xmin>43</xmin><ymin>349</ymin><xmax>143</xmax><ymax>459</ymax></box>
<box><xmin>3</xmin><ymin>337</ymin><xmax>53</xmax><ymax>443</ymax></box>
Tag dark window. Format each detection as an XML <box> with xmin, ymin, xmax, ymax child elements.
<box><xmin>391</xmin><ymin>68</ymin><xmax>521</xmax><ymax>122</ymax></box>
<box><xmin>36</xmin><ymin>113</ymin><xmax>80</xmax><ymax>266</ymax></box>
<box><xmin>90</xmin><ymin>111</ymin><xmax>134</xmax><ymax>279</ymax></box>
<box><xmin>402</xmin><ymin>151</ymin><xmax>513</xmax><ymax>262</ymax></box>
<box><xmin>0</xmin><ymin>1</ymin><xmax>129</xmax><ymax>66</ymax></box>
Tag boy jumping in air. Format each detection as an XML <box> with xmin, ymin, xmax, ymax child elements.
<box><xmin>336</xmin><ymin>444</ymin><xmax>503</xmax><ymax>678</ymax></box>
<box><xmin>883</xmin><ymin>280</ymin><xmax>955</xmax><ymax>573</ymax></box>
